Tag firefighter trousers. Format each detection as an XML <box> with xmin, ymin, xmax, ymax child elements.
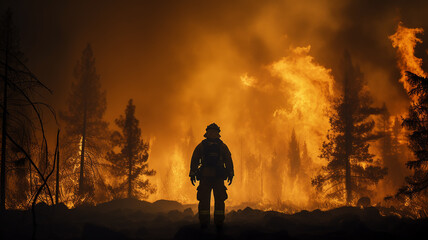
<box><xmin>197</xmin><ymin>177</ymin><xmax>228</xmax><ymax>226</ymax></box>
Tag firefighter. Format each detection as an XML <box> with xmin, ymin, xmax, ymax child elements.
<box><xmin>189</xmin><ymin>123</ymin><xmax>234</xmax><ymax>230</ymax></box>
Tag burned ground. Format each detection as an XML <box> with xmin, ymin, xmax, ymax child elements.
<box><xmin>1</xmin><ymin>199</ymin><xmax>427</xmax><ymax>240</ymax></box>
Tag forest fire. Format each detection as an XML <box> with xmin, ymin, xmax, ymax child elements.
<box><xmin>145</xmin><ymin>45</ymin><xmax>336</xmax><ymax>211</ymax></box>
<box><xmin>1</xmin><ymin>1</ymin><xmax>428</xmax><ymax>239</ymax></box>
<box><xmin>390</xmin><ymin>22</ymin><xmax>426</xmax><ymax>92</ymax></box>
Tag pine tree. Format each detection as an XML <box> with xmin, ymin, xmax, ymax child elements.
<box><xmin>288</xmin><ymin>129</ymin><xmax>300</xmax><ymax>178</ymax></box>
<box><xmin>301</xmin><ymin>141</ymin><xmax>312</xmax><ymax>174</ymax></box>
<box><xmin>398</xmin><ymin>72</ymin><xmax>428</xmax><ymax>196</ymax></box>
<box><xmin>106</xmin><ymin>99</ymin><xmax>155</xmax><ymax>199</ymax></box>
<box><xmin>312</xmin><ymin>52</ymin><xmax>387</xmax><ymax>204</ymax></box>
<box><xmin>299</xmin><ymin>141</ymin><xmax>314</xmax><ymax>194</ymax></box>
<box><xmin>60</xmin><ymin>44</ymin><xmax>109</xmax><ymax>199</ymax></box>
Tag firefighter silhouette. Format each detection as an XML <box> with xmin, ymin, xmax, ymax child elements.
<box><xmin>189</xmin><ymin>123</ymin><xmax>234</xmax><ymax>229</ymax></box>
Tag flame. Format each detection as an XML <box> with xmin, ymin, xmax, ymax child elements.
<box><xmin>240</xmin><ymin>72</ymin><xmax>257</xmax><ymax>87</ymax></box>
<box><xmin>147</xmin><ymin>45</ymin><xmax>335</xmax><ymax>211</ymax></box>
<box><xmin>269</xmin><ymin>46</ymin><xmax>335</xmax><ymax>165</ymax></box>
<box><xmin>269</xmin><ymin>46</ymin><xmax>334</xmax><ymax>120</ymax></box>
<box><xmin>168</xmin><ymin>146</ymin><xmax>192</xmax><ymax>203</ymax></box>
<box><xmin>267</xmin><ymin>45</ymin><xmax>335</xmax><ymax>207</ymax></box>
<box><xmin>78</xmin><ymin>136</ymin><xmax>83</xmax><ymax>154</ymax></box>
<box><xmin>389</xmin><ymin>22</ymin><xmax>426</xmax><ymax>92</ymax></box>
<box><xmin>145</xmin><ymin>22</ymin><xmax>427</xmax><ymax>211</ymax></box>
<box><xmin>149</xmin><ymin>144</ymin><xmax>195</xmax><ymax>204</ymax></box>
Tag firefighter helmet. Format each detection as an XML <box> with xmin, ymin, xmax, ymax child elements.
<box><xmin>206</xmin><ymin>123</ymin><xmax>220</xmax><ymax>132</ymax></box>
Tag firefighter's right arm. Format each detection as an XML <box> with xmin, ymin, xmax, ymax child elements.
<box><xmin>189</xmin><ymin>143</ymin><xmax>203</xmax><ymax>177</ymax></box>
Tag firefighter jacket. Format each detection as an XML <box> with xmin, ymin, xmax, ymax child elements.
<box><xmin>189</xmin><ymin>138</ymin><xmax>234</xmax><ymax>179</ymax></box>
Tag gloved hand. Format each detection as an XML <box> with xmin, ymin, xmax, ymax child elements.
<box><xmin>227</xmin><ymin>175</ymin><xmax>233</xmax><ymax>186</ymax></box>
<box><xmin>190</xmin><ymin>175</ymin><xmax>196</xmax><ymax>186</ymax></box>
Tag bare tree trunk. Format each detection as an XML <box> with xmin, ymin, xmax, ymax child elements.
<box><xmin>55</xmin><ymin>137</ymin><xmax>60</xmax><ymax>204</ymax></box>
<box><xmin>0</xmin><ymin>18</ymin><xmax>9</xmax><ymax>212</ymax></box>
<box><xmin>78</xmin><ymin>107</ymin><xmax>87</xmax><ymax>195</ymax></box>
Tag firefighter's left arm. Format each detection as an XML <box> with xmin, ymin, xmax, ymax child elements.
<box><xmin>223</xmin><ymin>144</ymin><xmax>234</xmax><ymax>177</ymax></box>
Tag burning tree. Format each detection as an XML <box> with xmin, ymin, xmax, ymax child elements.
<box><xmin>60</xmin><ymin>44</ymin><xmax>109</xmax><ymax>203</ymax></box>
<box><xmin>398</xmin><ymin>72</ymin><xmax>428</xmax><ymax>196</ymax></box>
<box><xmin>379</xmin><ymin>106</ymin><xmax>407</xmax><ymax>192</ymax></box>
<box><xmin>288</xmin><ymin>129</ymin><xmax>300</xmax><ymax>178</ymax></box>
<box><xmin>312</xmin><ymin>52</ymin><xmax>387</xmax><ymax>205</ymax></box>
<box><xmin>301</xmin><ymin>141</ymin><xmax>313</xmax><ymax>176</ymax></box>
<box><xmin>106</xmin><ymin>99</ymin><xmax>155</xmax><ymax>199</ymax></box>
<box><xmin>267</xmin><ymin>141</ymin><xmax>287</xmax><ymax>204</ymax></box>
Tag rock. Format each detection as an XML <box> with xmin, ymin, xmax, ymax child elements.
<box><xmin>357</xmin><ymin>197</ymin><xmax>371</xmax><ymax>208</ymax></box>
<box><xmin>183</xmin><ymin>207</ymin><xmax>194</xmax><ymax>217</ymax></box>
<box><xmin>152</xmin><ymin>199</ymin><xmax>184</xmax><ymax>212</ymax></box>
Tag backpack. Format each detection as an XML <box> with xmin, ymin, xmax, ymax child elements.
<box><xmin>202</xmin><ymin>140</ymin><xmax>221</xmax><ymax>167</ymax></box>
<box><xmin>200</xmin><ymin>139</ymin><xmax>226</xmax><ymax>178</ymax></box>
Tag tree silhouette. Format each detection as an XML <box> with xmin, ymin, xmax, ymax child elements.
<box><xmin>312</xmin><ymin>52</ymin><xmax>387</xmax><ymax>205</ymax></box>
<box><xmin>7</xmin><ymin>122</ymin><xmax>34</xmax><ymax>208</ymax></box>
<box><xmin>301</xmin><ymin>141</ymin><xmax>312</xmax><ymax>176</ymax></box>
<box><xmin>288</xmin><ymin>129</ymin><xmax>300</xmax><ymax>178</ymax></box>
<box><xmin>106</xmin><ymin>99</ymin><xmax>155</xmax><ymax>199</ymax></box>
<box><xmin>0</xmin><ymin>11</ymin><xmax>60</xmax><ymax>239</ymax></box>
<box><xmin>267</xmin><ymin>140</ymin><xmax>287</xmax><ymax>204</ymax></box>
<box><xmin>60</xmin><ymin>44</ymin><xmax>109</xmax><ymax>201</ymax></box>
<box><xmin>0</xmin><ymin>9</ymin><xmax>54</xmax><ymax>211</ymax></box>
<box><xmin>244</xmin><ymin>153</ymin><xmax>263</xmax><ymax>202</ymax></box>
<box><xmin>392</xmin><ymin>116</ymin><xmax>402</xmax><ymax>140</ymax></box>
<box><xmin>379</xmin><ymin>106</ymin><xmax>406</xmax><ymax>191</ymax></box>
<box><xmin>398</xmin><ymin>72</ymin><xmax>428</xmax><ymax>196</ymax></box>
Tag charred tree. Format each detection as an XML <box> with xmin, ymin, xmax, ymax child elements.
<box><xmin>0</xmin><ymin>9</ymin><xmax>11</xmax><ymax>212</ymax></box>
<box><xmin>0</xmin><ymin>9</ymin><xmax>54</xmax><ymax>210</ymax></box>
<box><xmin>60</xmin><ymin>44</ymin><xmax>109</xmax><ymax>200</ymax></box>
<box><xmin>7</xmin><ymin>120</ymin><xmax>35</xmax><ymax>208</ymax></box>
<box><xmin>106</xmin><ymin>99</ymin><xmax>155</xmax><ymax>199</ymax></box>
<box><xmin>0</xmin><ymin>8</ymin><xmax>12</xmax><ymax>212</ymax></box>
<box><xmin>312</xmin><ymin>52</ymin><xmax>387</xmax><ymax>205</ymax></box>
<box><xmin>398</xmin><ymin>72</ymin><xmax>428</xmax><ymax>196</ymax></box>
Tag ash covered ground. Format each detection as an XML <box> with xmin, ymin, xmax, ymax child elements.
<box><xmin>1</xmin><ymin>199</ymin><xmax>427</xmax><ymax>240</ymax></box>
